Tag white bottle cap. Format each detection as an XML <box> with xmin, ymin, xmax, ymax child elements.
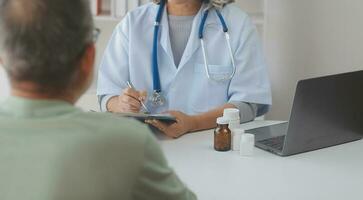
<box><xmin>223</xmin><ymin>108</ymin><xmax>240</xmax><ymax>120</ymax></box>
<box><xmin>240</xmin><ymin>134</ymin><xmax>255</xmax><ymax>156</ymax></box>
<box><xmin>216</xmin><ymin>117</ymin><xmax>229</xmax><ymax>125</ymax></box>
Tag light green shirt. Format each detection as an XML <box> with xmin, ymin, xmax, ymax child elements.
<box><xmin>0</xmin><ymin>96</ymin><xmax>197</xmax><ymax>200</ymax></box>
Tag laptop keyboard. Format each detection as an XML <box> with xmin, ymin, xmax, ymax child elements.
<box><xmin>258</xmin><ymin>135</ymin><xmax>286</xmax><ymax>151</ymax></box>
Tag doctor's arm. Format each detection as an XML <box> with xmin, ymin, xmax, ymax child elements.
<box><xmin>98</xmin><ymin>15</ymin><xmax>145</xmax><ymax>113</ymax></box>
<box><xmin>146</xmin><ymin>103</ymin><xmax>256</xmax><ymax>138</ymax></box>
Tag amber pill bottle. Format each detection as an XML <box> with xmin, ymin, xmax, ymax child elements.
<box><xmin>214</xmin><ymin>117</ymin><xmax>232</xmax><ymax>152</ymax></box>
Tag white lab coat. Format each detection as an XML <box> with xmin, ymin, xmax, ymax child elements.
<box><xmin>0</xmin><ymin>66</ymin><xmax>10</xmax><ymax>101</ymax></box>
<box><xmin>97</xmin><ymin>3</ymin><xmax>272</xmax><ymax>115</ymax></box>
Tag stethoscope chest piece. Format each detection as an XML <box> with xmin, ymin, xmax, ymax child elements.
<box><xmin>149</xmin><ymin>91</ymin><xmax>166</xmax><ymax>107</ymax></box>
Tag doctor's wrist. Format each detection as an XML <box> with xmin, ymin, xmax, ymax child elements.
<box><xmin>106</xmin><ymin>96</ymin><xmax>119</xmax><ymax>112</ymax></box>
<box><xmin>188</xmin><ymin>115</ymin><xmax>202</xmax><ymax>132</ymax></box>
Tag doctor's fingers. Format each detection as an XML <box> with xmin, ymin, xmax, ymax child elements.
<box><xmin>139</xmin><ymin>91</ymin><xmax>148</xmax><ymax>101</ymax></box>
<box><xmin>119</xmin><ymin>104</ymin><xmax>141</xmax><ymax>113</ymax></box>
<box><xmin>163</xmin><ymin>126</ymin><xmax>184</xmax><ymax>139</ymax></box>
<box><xmin>119</xmin><ymin>95</ymin><xmax>142</xmax><ymax>108</ymax></box>
<box><xmin>123</xmin><ymin>88</ymin><xmax>146</xmax><ymax>101</ymax></box>
<box><xmin>146</xmin><ymin>120</ymin><xmax>182</xmax><ymax>139</ymax></box>
<box><xmin>146</xmin><ymin>120</ymin><xmax>169</xmax><ymax>134</ymax></box>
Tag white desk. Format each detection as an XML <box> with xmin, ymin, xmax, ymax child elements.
<box><xmin>160</xmin><ymin>121</ymin><xmax>363</xmax><ymax>200</ymax></box>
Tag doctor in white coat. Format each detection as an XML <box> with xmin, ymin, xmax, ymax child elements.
<box><xmin>97</xmin><ymin>0</ymin><xmax>272</xmax><ymax>138</ymax></box>
<box><xmin>0</xmin><ymin>64</ymin><xmax>10</xmax><ymax>100</ymax></box>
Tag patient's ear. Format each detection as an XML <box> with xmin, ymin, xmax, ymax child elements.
<box><xmin>0</xmin><ymin>58</ymin><xmax>4</xmax><ymax>70</ymax></box>
<box><xmin>80</xmin><ymin>44</ymin><xmax>95</xmax><ymax>80</ymax></box>
<box><xmin>76</xmin><ymin>43</ymin><xmax>95</xmax><ymax>91</ymax></box>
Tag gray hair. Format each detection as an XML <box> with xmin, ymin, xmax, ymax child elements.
<box><xmin>0</xmin><ymin>0</ymin><xmax>94</xmax><ymax>92</ymax></box>
<box><xmin>152</xmin><ymin>0</ymin><xmax>235</xmax><ymax>9</ymax></box>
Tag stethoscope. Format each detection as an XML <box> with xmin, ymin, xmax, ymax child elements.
<box><xmin>150</xmin><ymin>0</ymin><xmax>236</xmax><ymax>107</ymax></box>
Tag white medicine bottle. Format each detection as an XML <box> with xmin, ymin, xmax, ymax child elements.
<box><xmin>223</xmin><ymin>108</ymin><xmax>240</xmax><ymax>130</ymax></box>
<box><xmin>232</xmin><ymin>129</ymin><xmax>245</xmax><ymax>151</ymax></box>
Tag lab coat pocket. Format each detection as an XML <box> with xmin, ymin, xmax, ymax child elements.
<box><xmin>194</xmin><ymin>64</ymin><xmax>234</xmax><ymax>80</ymax></box>
<box><xmin>191</xmin><ymin>64</ymin><xmax>231</xmax><ymax>113</ymax></box>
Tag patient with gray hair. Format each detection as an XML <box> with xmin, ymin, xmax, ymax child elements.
<box><xmin>0</xmin><ymin>0</ymin><xmax>196</xmax><ymax>199</ymax></box>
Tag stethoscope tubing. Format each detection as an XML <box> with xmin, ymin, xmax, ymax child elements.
<box><xmin>199</xmin><ymin>8</ymin><xmax>236</xmax><ymax>82</ymax></box>
<box><xmin>152</xmin><ymin>0</ymin><xmax>166</xmax><ymax>93</ymax></box>
<box><xmin>151</xmin><ymin>1</ymin><xmax>237</xmax><ymax>106</ymax></box>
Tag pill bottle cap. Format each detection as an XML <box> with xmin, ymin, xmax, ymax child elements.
<box><xmin>223</xmin><ymin>108</ymin><xmax>240</xmax><ymax>120</ymax></box>
<box><xmin>216</xmin><ymin>117</ymin><xmax>229</xmax><ymax>125</ymax></box>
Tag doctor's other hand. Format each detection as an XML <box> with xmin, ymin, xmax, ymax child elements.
<box><xmin>145</xmin><ymin>111</ymin><xmax>197</xmax><ymax>138</ymax></box>
<box><xmin>107</xmin><ymin>88</ymin><xmax>147</xmax><ymax>113</ymax></box>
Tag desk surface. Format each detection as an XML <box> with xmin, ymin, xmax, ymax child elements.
<box><xmin>160</xmin><ymin>121</ymin><xmax>363</xmax><ymax>200</ymax></box>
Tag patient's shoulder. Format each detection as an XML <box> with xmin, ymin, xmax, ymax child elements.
<box><xmin>73</xmin><ymin>111</ymin><xmax>152</xmax><ymax>144</ymax></box>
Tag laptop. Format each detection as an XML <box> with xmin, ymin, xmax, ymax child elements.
<box><xmin>248</xmin><ymin>70</ymin><xmax>363</xmax><ymax>156</ymax></box>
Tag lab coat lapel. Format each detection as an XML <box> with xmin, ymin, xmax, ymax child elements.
<box><xmin>177</xmin><ymin>5</ymin><xmax>215</xmax><ymax>71</ymax></box>
<box><xmin>159</xmin><ymin>6</ymin><xmax>175</xmax><ymax>68</ymax></box>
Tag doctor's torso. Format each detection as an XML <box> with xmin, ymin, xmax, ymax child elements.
<box><xmin>97</xmin><ymin>3</ymin><xmax>271</xmax><ymax>115</ymax></box>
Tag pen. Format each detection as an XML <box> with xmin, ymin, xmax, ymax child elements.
<box><xmin>126</xmin><ymin>81</ymin><xmax>150</xmax><ymax>113</ymax></box>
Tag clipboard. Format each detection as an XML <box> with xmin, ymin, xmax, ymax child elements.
<box><xmin>114</xmin><ymin>112</ymin><xmax>177</xmax><ymax>123</ymax></box>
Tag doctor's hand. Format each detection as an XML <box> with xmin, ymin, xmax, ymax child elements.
<box><xmin>107</xmin><ymin>88</ymin><xmax>147</xmax><ymax>113</ymax></box>
<box><xmin>145</xmin><ymin>111</ymin><xmax>197</xmax><ymax>138</ymax></box>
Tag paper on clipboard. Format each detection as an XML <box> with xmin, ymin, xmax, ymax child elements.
<box><xmin>114</xmin><ymin>112</ymin><xmax>177</xmax><ymax>123</ymax></box>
